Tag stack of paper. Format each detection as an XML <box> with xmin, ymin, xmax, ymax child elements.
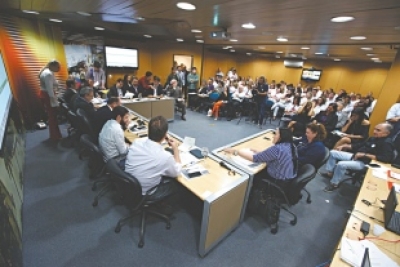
<box><xmin>179</xmin><ymin>137</ymin><xmax>196</xmax><ymax>152</ymax></box>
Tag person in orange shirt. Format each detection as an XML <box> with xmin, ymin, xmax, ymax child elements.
<box><xmin>138</xmin><ymin>71</ymin><xmax>153</xmax><ymax>95</ymax></box>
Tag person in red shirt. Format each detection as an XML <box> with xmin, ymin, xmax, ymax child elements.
<box><xmin>138</xmin><ymin>71</ymin><xmax>153</xmax><ymax>95</ymax></box>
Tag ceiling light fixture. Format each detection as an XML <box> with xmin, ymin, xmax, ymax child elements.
<box><xmin>276</xmin><ymin>51</ymin><xmax>283</xmax><ymax>54</ymax></box>
<box><xmin>49</xmin><ymin>18</ymin><xmax>62</xmax><ymax>23</ymax></box>
<box><xmin>230</xmin><ymin>49</ymin><xmax>235</xmax><ymax>52</ymax></box>
<box><xmin>136</xmin><ymin>17</ymin><xmax>145</xmax><ymax>21</ymax></box>
<box><xmin>77</xmin><ymin>11</ymin><xmax>91</xmax><ymax>16</ymax></box>
<box><xmin>258</xmin><ymin>46</ymin><xmax>266</xmax><ymax>49</ymax></box>
<box><xmin>229</xmin><ymin>39</ymin><xmax>238</xmax><ymax>42</ymax></box>
<box><xmin>223</xmin><ymin>46</ymin><xmax>232</xmax><ymax>49</ymax></box>
<box><xmin>176</xmin><ymin>2</ymin><xmax>196</xmax><ymax>10</ymax></box>
<box><xmin>242</xmin><ymin>23</ymin><xmax>256</xmax><ymax>29</ymax></box>
<box><xmin>22</xmin><ymin>10</ymin><xmax>39</xmax><ymax>14</ymax></box>
<box><xmin>366</xmin><ymin>54</ymin><xmax>375</xmax><ymax>56</ymax></box>
<box><xmin>361</xmin><ymin>47</ymin><xmax>372</xmax><ymax>50</ymax></box>
<box><xmin>374</xmin><ymin>60</ymin><xmax>382</xmax><ymax>63</ymax></box>
<box><xmin>371</xmin><ymin>57</ymin><xmax>380</xmax><ymax>60</ymax></box>
<box><xmin>191</xmin><ymin>29</ymin><xmax>202</xmax><ymax>33</ymax></box>
<box><xmin>334</xmin><ymin>58</ymin><xmax>341</xmax><ymax>61</ymax></box>
<box><xmin>246</xmin><ymin>53</ymin><xmax>252</xmax><ymax>55</ymax></box>
<box><xmin>301</xmin><ymin>47</ymin><xmax>310</xmax><ymax>50</ymax></box>
<box><xmin>277</xmin><ymin>37</ymin><xmax>288</xmax><ymax>42</ymax></box>
<box><xmin>94</xmin><ymin>27</ymin><xmax>105</xmax><ymax>31</ymax></box>
<box><xmin>196</xmin><ymin>40</ymin><xmax>204</xmax><ymax>43</ymax></box>
<box><xmin>350</xmin><ymin>36</ymin><xmax>366</xmax><ymax>40</ymax></box>
<box><xmin>176</xmin><ymin>38</ymin><xmax>184</xmax><ymax>42</ymax></box>
<box><xmin>330</xmin><ymin>16</ymin><xmax>354</xmax><ymax>22</ymax></box>
<box><xmin>144</xmin><ymin>34</ymin><xmax>152</xmax><ymax>38</ymax></box>
<box><xmin>315</xmin><ymin>52</ymin><xmax>323</xmax><ymax>55</ymax></box>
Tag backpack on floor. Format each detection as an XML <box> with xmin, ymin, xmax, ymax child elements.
<box><xmin>247</xmin><ymin>184</ymin><xmax>281</xmax><ymax>225</ymax></box>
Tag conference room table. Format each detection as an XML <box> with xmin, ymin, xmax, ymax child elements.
<box><xmin>121</xmin><ymin>97</ymin><xmax>175</xmax><ymax>121</ymax></box>
<box><xmin>330</xmin><ymin>162</ymin><xmax>400</xmax><ymax>266</ymax></box>
<box><xmin>124</xmin><ymin>110</ymin><xmax>250</xmax><ymax>257</ymax></box>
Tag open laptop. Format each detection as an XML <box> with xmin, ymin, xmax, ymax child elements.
<box><xmin>360</xmin><ymin>248</ymin><xmax>371</xmax><ymax>267</ymax></box>
<box><xmin>384</xmin><ymin>187</ymin><xmax>400</xmax><ymax>235</ymax></box>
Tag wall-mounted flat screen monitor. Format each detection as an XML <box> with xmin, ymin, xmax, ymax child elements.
<box><xmin>301</xmin><ymin>69</ymin><xmax>322</xmax><ymax>81</ymax></box>
<box><xmin>0</xmin><ymin>52</ymin><xmax>13</xmax><ymax>151</ymax></box>
<box><xmin>105</xmin><ymin>46</ymin><xmax>138</xmax><ymax>69</ymax></box>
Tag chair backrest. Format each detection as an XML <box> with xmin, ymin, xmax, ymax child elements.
<box><xmin>76</xmin><ymin>108</ymin><xmax>96</xmax><ymax>141</ymax></box>
<box><xmin>313</xmin><ymin>147</ymin><xmax>330</xmax><ymax>170</ymax></box>
<box><xmin>67</xmin><ymin>110</ymin><xmax>80</xmax><ymax>129</ymax></box>
<box><xmin>106</xmin><ymin>159</ymin><xmax>143</xmax><ymax>207</ymax></box>
<box><xmin>80</xmin><ymin>134</ymin><xmax>106</xmax><ymax>176</ymax></box>
<box><xmin>287</xmin><ymin>164</ymin><xmax>316</xmax><ymax>205</ymax></box>
<box><xmin>80</xmin><ymin>134</ymin><xmax>102</xmax><ymax>156</ymax></box>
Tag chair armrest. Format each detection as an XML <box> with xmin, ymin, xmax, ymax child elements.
<box><xmin>260</xmin><ymin>178</ymin><xmax>290</xmax><ymax>205</ymax></box>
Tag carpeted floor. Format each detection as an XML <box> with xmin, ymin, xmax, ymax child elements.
<box><xmin>23</xmin><ymin>110</ymin><xmax>357</xmax><ymax>267</ymax></box>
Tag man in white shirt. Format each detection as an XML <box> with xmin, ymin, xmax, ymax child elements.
<box><xmin>98</xmin><ymin>106</ymin><xmax>130</xmax><ymax>169</ymax></box>
<box><xmin>125</xmin><ymin>116</ymin><xmax>181</xmax><ymax>195</ymax></box>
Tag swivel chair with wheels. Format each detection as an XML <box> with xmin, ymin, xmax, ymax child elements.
<box><xmin>106</xmin><ymin>159</ymin><xmax>173</xmax><ymax>248</ymax></box>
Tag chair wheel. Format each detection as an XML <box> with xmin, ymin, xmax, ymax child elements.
<box><xmin>270</xmin><ymin>227</ymin><xmax>278</xmax><ymax>235</ymax></box>
<box><xmin>92</xmin><ymin>199</ymin><xmax>98</xmax><ymax>207</ymax></box>
<box><xmin>166</xmin><ymin>223</ymin><xmax>171</xmax><ymax>230</ymax></box>
<box><xmin>115</xmin><ymin>225</ymin><xmax>121</xmax><ymax>233</ymax></box>
<box><xmin>138</xmin><ymin>241</ymin><xmax>144</xmax><ymax>248</ymax></box>
<box><xmin>307</xmin><ymin>199</ymin><xmax>312</xmax><ymax>204</ymax></box>
<box><xmin>290</xmin><ymin>219</ymin><xmax>297</xmax><ymax>226</ymax></box>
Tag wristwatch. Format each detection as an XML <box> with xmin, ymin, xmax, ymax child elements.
<box><xmin>233</xmin><ymin>150</ymin><xmax>238</xmax><ymax>156</ymax></box>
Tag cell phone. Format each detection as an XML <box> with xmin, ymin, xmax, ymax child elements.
<box><xmin>368</xmin><ymin>163</ymin><xmax>380</xmax><ymax>168</ymax></box>
<box><xmin>188</xmin><ymin>171</ymin><xmax>202</xmax><ymax>178</ymax></box>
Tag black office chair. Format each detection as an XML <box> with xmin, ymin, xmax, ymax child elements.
<box><xmin>76</xmin><ymin>108</ymin><xmax>97</xmax><ymax>143</ymax></box>
<box><xmin>302</xmin><ymin>147</ymin><xmax>330</xmax><ymax>203</ymax></box>
<box><xmin>261</xmin><ymin>164</ymin><xmax>316</xmax><ymax>234</ymax></box>
<box><xmin>106</xmin><ymin>159</ymin><xmax>172</xmax><ymax>248</ymax></box>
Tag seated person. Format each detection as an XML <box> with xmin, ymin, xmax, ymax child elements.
<box><xmin>125</xmin><ymin>116</ymin><xmax>181</xmax><ymax>195</ymax></box>
<box><xmin>333</xmin><ymin>107</ymin><xmax>370</xmax><ymax>149</ymax></box>
<box><xmin>335</xmin><ymin>102</ymin><xmax>348</xmax><ymax>129</ymax></box>
<box><xmin>313</xmin><ymin>103</ymin><xmax>338</xmax><ymax>133</ymax></box>
<box><xmin>92</xmin><ymin>97</ymin><xmax>121</xmax><ymax>138</ymax></box>
<box><xmin>107</xmin><ymin>78</ymin><xmax>125</xmax><ymax>98</ymax></box>
<box><xmin>195</xmin><ymin>80</ymin><xmax>213</xmax><ymax>111</ymax></box>
<box><xmin>151</xmin><ymin>76</ymin><xmax>165</xmax><ymax>97</ymax></box>
<box><xmin>138</xmin><ymin>71</ymin><xmax>153</xmax><ymax>94</ymax></box>
<box><xmin>72</xmin><ymin>87</ymin><xmax>96</xmax><ymax>117</ymax></box>
<box><xmin>271</xmin><ymin>87</ymin><xmax>289</xmax><ymax>120</ymax></box>
<box><xmin>224</xmin><ymin>128</ymin><xmax>298</xmax><ymax>189</ymax></box>
<box><xmin>295</xmin><ymin>123</ymin><xmax>327</xmax><ymax>167</ymax></box>
<box><xmin>227</xmin><ymin>83</ymin><xmax>252</xmax><ymax>121</ymax></box>
<box><xmin>284</xmin><ymin>96</ymin><xmax>301</xmax><ymax>118</ymax></box>
<box><xmin>165</xmin><ymin>79</ymin><xmax>186</xmax><ymax>121</ymax></box>
<box><xmin>125</xmin><ymin>76</ymin><xmax>140</xmax><ymax>97</ymax></box>
<box><xmin>211</xmin><ymin>84</ymin><xmax>228</xmax><ymax>121</ymax></box>
<box><xmin>322</xmin><ymin>123</ymin><xmax>394</xmax><ymax>192</ymax></box>
<box><xmin>288</xmin><ymin>101</ymin><xmax>315</xmax><ymax>136</ymax></box>
<box><xmin>98</xmin><ymin>106</ymin><xmax>130</xmax><ymax>169</ymax></box>
<box><xmin>63</xmin><ymin>78</ymin><xmax>77</xmax><ymax>107</ymax></box>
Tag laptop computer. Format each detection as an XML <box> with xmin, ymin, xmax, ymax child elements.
<box><xmin>384</xmin><ymin>187</ymin><xmax>400</xmax><ymax>235</ymax></box>
<box><xmin>360</xmin><ymin>248</ymin><xmax>371</xmax><ymax>267</ymax></box>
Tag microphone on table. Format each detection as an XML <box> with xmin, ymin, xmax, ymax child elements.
<box><xmin>219</xmin><ymin>161</ymin><xmax>231</xmax><ymax>171</ymax></box>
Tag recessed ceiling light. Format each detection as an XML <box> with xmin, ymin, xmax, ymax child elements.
<box><xmin>276</xmin><ymin>51</ymin><xmax>283</xmax><ymax>54</ymax></box>
<box><xmin>191</xmin><ymin>29</ymin><xmax>202</xmax><ymax>33</ymax></box>
<box><xmin>371</xmin><ymin>57</ymin><xmax>380</xmax><ymax>60</ymax></box>
<box><xmin>301</xmin><ymin>47</ymin><xmax>310</xmax><ymax>50</ymax></box>
<box><xmin>176</xmin><ymin>38</ymin><xmax>184</xmax><ymax>42</ymax></box>
<box><xmin>361</xmin><ymin>47</ymin><xmax>373</xmax><ymax>50</ymax></box>
<box><xmin>350</xmin><ymin>36</ymin><xmax>366</xmax><ymax>40</ymax></box>
<box><xmin>77</xmin><ymin>11</ymin><xmax>91</xmax><ymax>16</ymax></box>
<box><xmin>230</xmin><ymin>39</ymin><xmax>238</xmax><ymax>42</ymax></box>
<box><xmin>242</xmin><ymin>23</ymin><xmax>256</xmax><ymax>29</ymax></box>
<box><xmin>223</xmin><ymin>46</ymin><xmax>232</xmax><ymax>49</ymax></box>
<box><xmin>22</xmin><ymin>10</ymin><xmax>39</xmax><ymax>14</ymax></box>
<box><xmin>196</xmin><ymin>40</ymin><xmax>204</xmax><ymax>43</ymax></box>
<box><xmin>258</xmin><ymin>46</ymin><xmax>266</xmax><ymax>49</ymax></box>
<box><xmin>277</xmin><ymin>37</ymin><xmax>288</xmax><ymax>42</ymax></box>
<box><xmin>94</xmin><ymin>27</ymin><xmax>105</xmax><ymax>31</ymax></box>
<box><xmin>49</xmin><ymin>18</ymin><xmax>62</xmax><ymax>23</ymax></box>
<box><xmin>374</xmin><ymin>60</ymin><xmax>382</xmax><ymax>63</ymax></box>
<box><xmin>230</xmin><ymin>49</ymin><xmax>235</xmax><ymax>52</ymax></box>
<box><xmin>136</xmin><ymin>17</ymin><xmax>145</xmax><ymax>21</ymax></box>
<box><xmin>275</xmin><ymin>55</ymin><xmax>281</xmax><ymax>58</ymax></box>
<box><xmin>144</xmin><ymin>34</ymin><xmax>152</xmax><ymax>38</ymax></box>
<box><xmin>246</xmin><ymin>53</ymin><xmax>252</xmax><ymax>55</ymax></box>
<box><xmin>334</xmin><ymin>58</ymin><xmax>341</xmax><ymax>61</ymax></box>
<box><xmin>331</xmin><ymin>16</ymin><xmax>354</xmax><ymax>23</ymax></box>
<box><xmin>366</xmin><ymin>54</ymin><xmax>375</xmax><ymax>56</ymax></box>
<box><xmin>176</xmin><ymin>2</ymin><xmax>196</xmax><ymax>10</ymax></box>
<box><xmin>315</xmin><ymin>52</ymin><xmax>323</xmax><ymax>55</ymax></box>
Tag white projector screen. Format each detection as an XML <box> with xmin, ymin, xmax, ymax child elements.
<box><xmin>105</xmin><ymin>46</ymin><xmax>138</xmax><ymax>69</ymax></box>
<box><xmin>0</xmin><ymin>52</ymin><xmax>13</xmax><ymax>151</ymax></box>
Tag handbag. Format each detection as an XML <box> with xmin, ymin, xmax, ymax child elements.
<box><xmin>247</xmin><ymin>184</ymin><xmax>281</xmax><ymax>225</ymax></box>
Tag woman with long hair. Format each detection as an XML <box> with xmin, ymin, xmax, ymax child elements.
<box><xmin>39</xmin><ymin>60</ymin><xmax>62</xmax><ymax>141</ymax></box>
<box><xmin>296</xmin><ymin>123</ymin><xmax>327</xmax><ymax>167</ymax></box>
<box><xmin>288</xmin><ymin>101</ymin><xmax>315</xmax><ymax>136</ymax></box>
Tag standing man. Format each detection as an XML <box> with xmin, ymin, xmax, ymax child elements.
<box><xmin>322</xmin><ymin>123</ymin><xmax>394</xmax><ymax>192</ymax></box>
<box><xmin>39</xmin><ymin>59</ymin><xmax>62</xmax><ymax>141</ymax></box>
<box><xmin>164</xmin><ymin>67</ymin><xmax>178</xmax><ymax>88</ymax></box>
<box><xmin>166</xmin><ymin>79</ymin><xmax>186</xmax><ymax>121</ymax></box>
<box><xmin>138</xmin><ymin>71</ymin><xmax>153</xmax><ymax>95</ymax></box>
<box><xmin>98</xmin><ymin>106</ymin><xmax>130</xmax><ymax>169</ymax></box>
<box><xmin>125</xmin><ymin>116</ymin><xmax>181</xmax><ymax>195</ymax></box>
<box><xmin>86</xmin><ymin>61</ymin><xmax>106</xmax><ymax>90</ymax></box>
<box><xmin>253</xmin><ymin>76</ymin><xmax>269</xmax><ymax>128</ymax></box>
<box><xmin>187</xmin><ymin>67</ymin><xmax>199</xmax><ymax>108</ymax></box>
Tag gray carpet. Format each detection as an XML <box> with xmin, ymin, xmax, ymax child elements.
<box><xmin>23</xmin><ymin>110</ymin><xmax>356</xmax><ymax>267</ymax></box>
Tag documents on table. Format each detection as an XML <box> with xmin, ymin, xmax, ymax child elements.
<box><xmin>181</xmin><ymin>164</ymin><xmax>209</xmax><ymax>180</ymax></box>
<box><xmin>179</xmin><ymin>136</ymin><xmax>196</xmax><ymax>152</ymax></box>
<box><xmin>231</xmin><ymin>148</ymin><xmax>262</xmax><ymax>169</ymax></box>
<box><xmin>340</xmin><ymin>237</ymin><xmax>398</xmax><ymax>267</ymax></box>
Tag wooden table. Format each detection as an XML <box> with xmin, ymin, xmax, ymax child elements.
<box><xmin>122</xmin><ymin>97</ymin><xmax>175</xmax><ymax>121</ymax></box>
<box><xmin>124</xmin><ymin>127</ymin><xmax>250</xmax><ymax>257</ymax></box>
<box><xmin>212</xmin><ymin>129</ymin><xmax>275</xmax><ymax>221</ymax></box>
<box><xmin>330</xmin><ymin>163</ymin><xmax>400</xmax><ymax>266</ymax></box>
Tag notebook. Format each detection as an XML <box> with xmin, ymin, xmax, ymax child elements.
<box><xmin>384</xmin><ymin>187</ymin><xmax>400</xmax><ymax>235</ymax></box>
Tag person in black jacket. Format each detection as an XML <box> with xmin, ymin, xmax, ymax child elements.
<box><xmin>63</xmin><ymin>78</ymin><xmax>77</xmax><ymax>107</ymax></box>
<box><xmin>92</xmin><ymin>97</ymin><xmax>121</xmax><ymax>138</ymax></box>
<box><xmin>72</xmin><ymin>87</ymin><xmax>96</xmax><ymax>121</ymax></box>
<box><xmin>313</xmin><ymin>103</ymin><xmax>338</xmax><ymax>133</ymax></box>
<box><xmin>122</xmin><ymin>74</ymin><xmax>133</xmax><ymax>95</ymax></box>
<box><xmin>107</xmin><ymin>79</ymin><xmax>125</xmax><ymax>98</ymax></box>
<box><xmin>322</xmin><ymin>123</ymin><xmax>394</xmax><ymax>192</ymax></box>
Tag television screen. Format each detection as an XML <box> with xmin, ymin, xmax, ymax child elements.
<box><xmin>105</xmin><ymin>46</ymin><xmax>138</xmax><ymax>69</ymax></box>
<box><xmin>0</xmin><ymin>52</ymin><xmax>13</xmax><ymax>151</ymax></box>
<box><xmin>301</xmin><ymin>69</ymin><xmax>322</xmax><ymax>81</ymax></box>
